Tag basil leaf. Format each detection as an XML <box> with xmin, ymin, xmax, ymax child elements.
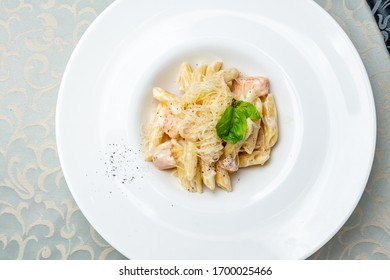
<box><xmin>216</xmin><ymin>105</ymin><xmax>234</xmax><ymax>138</ymax></box>
<box><xmin>236</xmin><ymin>101</ymin><xmax>261</xmax><ymax>120</ymax></box>
<box><xmin>216</xmin><ymin>99</ymin><xmax>261</xmax><ymax>144</ymax></box>
<box><xmin>223</xmin><ymin>109</ymin><xmax>247</xmax><ymax>143</ymax></box>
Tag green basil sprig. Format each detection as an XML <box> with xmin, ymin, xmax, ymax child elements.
<box><xmin>216</xmin><ymin>100</ymin><xmax>261</xmax><ymax>144</ymax></box>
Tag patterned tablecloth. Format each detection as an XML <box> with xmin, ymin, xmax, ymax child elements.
<box><xmin>0</xmin><ymin>0</ymin><xmax>389</xmax><ymax>260</ymax></box>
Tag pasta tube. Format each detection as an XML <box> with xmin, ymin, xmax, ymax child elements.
<box><xmin>239</xmin><ymin>148</ymin><xmax>270</xmax><ymax>168</ymax></box>
<box><xmin>183</xmin><ymin>140</ymin><xmax>198</xmax><ymax>180</ymax></box>
<box><xmin>144</xmin><ymin>103</ymin><xmax>165</xmax><ymax>161</ymax></box>
<box><xmin>153</xmin><ymin>87</ymin><xmax>182</xmax><ymax>115</ymax></box>
<box><xmin>221</xmin><ymin>68</ymin><xmax>239</xmax><ymax>83</ymax></box>
<box><xmin>216</xmin><ymin>162</ymin><xmax>232</xmax><ymax>192</ymax></box>
<box><xmin>242</xmin><ymin>119</ymin><xmax>260</xmax><ymax>154</ymax></box>
<box><xmin>193</xmin><ymin>64</ymin><xmax>208</xmax><ymax>82</ymax></box>
<box><xmin>176</xmin><ymin>161</ymin><xmax>192</xmax><ymax>192</ymax></box>
<box><xmin>189</xmin><ymin>163</ymin><xmax>203</xmax><ymax>193</ymax></box>
<box><xmin>145</xmin><ymin>61</ymin><xmax>278</xmax><ymax>193</ymax></box>
<box><xmin>206</xmin><ymin>61</ymin><xmax>223</xmax><ymax>76</ymax></box>
<box><xmin>176</xmin><ymin>62</ymin><xmax>193</xmax><ymax>93</ymax></box>
<box><xmin>201</xmin><ymin>160</ymin><xmax>216</xmax><ymax>190</ymax></box>
<box><xmin>262</xmin><ymin>94</ymin><xmax>278</xmax><ymax>148</ymax></box>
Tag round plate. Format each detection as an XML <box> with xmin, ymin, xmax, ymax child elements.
<box><xmin>56</xmin><ymin>0</ymin><xmax>376</xmax><ymax>259</ymax></box>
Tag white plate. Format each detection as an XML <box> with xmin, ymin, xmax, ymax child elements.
<box><xmin>56</xmin><ymin>0</ymin><xmax>376</xmax><ymax>259</ymax></box>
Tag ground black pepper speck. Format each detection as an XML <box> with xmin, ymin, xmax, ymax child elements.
<box><xmin>101</xmin><ymin>143</ymin><xmax>145</xmax><ymax>186</ymax></box>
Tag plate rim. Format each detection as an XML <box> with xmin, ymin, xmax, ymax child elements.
<box><xmin>56</xmin><ymin>0</ymin><xmax>377</xmax><ymax>259</ymax></box>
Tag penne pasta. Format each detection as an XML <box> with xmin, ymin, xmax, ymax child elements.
<box><xmin>256</xmin><ymin>123</ymin><xmax>265</xmax><ymax>149</ymax></box>
<box><xmin>144</xmin><ymin>103</ymin><xmax>165</xmax><ymax>161</ymax></box>
<box><xmin>183</xmin><ymin>140</ymin><xmax>198</xmax><ymax>180</ymax></box>
<box><xmin>239</xmin><ymin>148</ymin><xmax>270</xmax><ymax>168</ymax></box>
<box><xmin>242</xmin><ymin>119</ymin><xmax>260</xmax><ymax>154</ymax></box>
<box><xmin>215</xmin><ymin>162</ymin><xmax>232</xmax><ymax>192</ymax></box>
<box><xmin>176</xmin><ymin>62</ymin><xmax>193</xmax><ymax>93</ymax></box>
<box><xmin>145</xmin><ymin>61</ymin><xmax>278</xmax><ymax>193</ymax></box>
<box><xmin>262</xmin><ymin>94</ymin><xmax>278</xmax><ymax>148</ymax></box>
<box><xmin>221</xmin><ymin>68</ymin><xmax>239</xmax><ymax>83</ymax></box>
<box><xmin>192</xmin><ymin>64</ymin><xmax>208</xmax><ymax>82</ymax></box>
<box><xmin>201</xmin><ymin>160</ymin><xmax>216</xmax><ymax>190</ymax></box>
<box><xmin>176</xmin><ymin>161</ymin><xmax>193</xmax><ymax>192</ymax></box>
<box><xmin>206</xmin><ymin>61</ymin><xmax>223</xmax><ymax>76</ymax></box>
<box><xmin>189</xmin><ymin>163</ymin><xmax>203</xmax><ymax>193</ymax></box>
<box><xmin>153</xmin><ymin>87</ymin><xmax>182</xmax><ymax>115</ymax></box>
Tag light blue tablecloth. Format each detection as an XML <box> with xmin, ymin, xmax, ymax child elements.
<box><xmin>0</xmin><ymin>0</ymin><xmax>389</xmax><ymax>259</ymax></box>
